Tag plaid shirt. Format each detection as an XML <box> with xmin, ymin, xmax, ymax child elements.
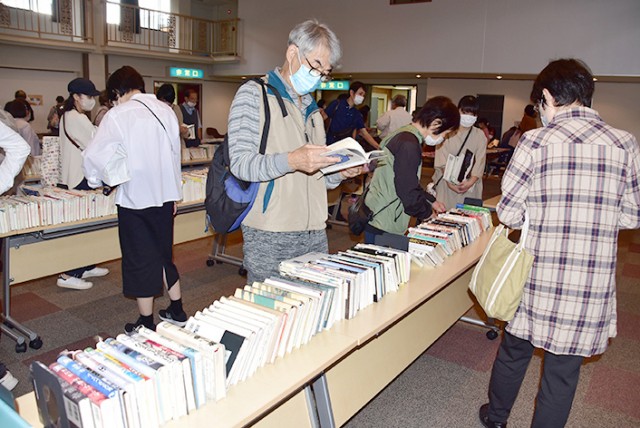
<box><xmin>497</xmin><ymin>106</ymin><xmax>640</xmax><ymax>357</ymax></box>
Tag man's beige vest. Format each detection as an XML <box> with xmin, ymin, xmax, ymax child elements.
<box><xmin>243</xmin><ymin>84</ymin><xmax>328</xmax><ymax>232</ymax></box>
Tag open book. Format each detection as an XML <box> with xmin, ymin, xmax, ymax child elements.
<box><xmin>320</xmin><ymin>137</ymin><xmax>386</xmax><ymax>175</ymax></box>
<box><xmin>443</xmin><ymin>149</ymin><xmax>475</xmax><ymax>185</ymax></box>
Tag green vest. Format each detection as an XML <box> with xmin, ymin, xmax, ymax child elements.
<box><xmin>365</xmin><ymin>125</ymin><xmax>423</xmax><ymax>235</ymax></box>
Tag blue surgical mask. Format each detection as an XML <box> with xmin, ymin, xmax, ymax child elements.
<box><xmin>424</xmin><ymin>134</ymin><xmax>444</xmax><ymax>146</ymax></box>
<box><xmin>289</xmin><ymin>54</ymin><xmax>322</xmax><ymax>95</ymax></box>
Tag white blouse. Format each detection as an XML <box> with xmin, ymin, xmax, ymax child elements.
<box><xmin>0</xmin><ymin>122</ymin><xmax>30</xmax><ymax>194</ymax></box>
<box><xmin>82</xmin><ymin>93</ymin><xmax>182</xmax><ymax>210</ymax></box>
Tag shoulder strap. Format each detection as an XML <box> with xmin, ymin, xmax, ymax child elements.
<box><xmin>62</xmin><ymin>114</ymin><xmax>82</xmax><ymax>150</ymax></box>
<box><xmin>247</xmin><ymin>77</ymin><xmax>287</xmax><ymax>155</ymax></box>
<box><xmin>133</xmin><ymin>99</ymin><xmax>167</xmax><ymax>133</ymax></box>
<box><xmin>455</xmin><ymin>127</ymin><xmax>474</xmax><ymax>156</ymax></box>
<box><xmin>433</xmin><ymin>127</ymin><xmax>474</xmax><ymax>188</ymax></box>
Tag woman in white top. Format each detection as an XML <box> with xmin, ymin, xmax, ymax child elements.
<box><xmin>83</xmin><ymin>66</ymin><xmax>186</xmax><ymax>333</ymax></box>
<box><xmin>0</xmin><ymin>121</ymin><xmax>30</xmax><ymax>391</ymax></box>
<box><xmin>57</xmin><ymin>78</ymin><xmax>110</xmax><ymax>290</ymax></box>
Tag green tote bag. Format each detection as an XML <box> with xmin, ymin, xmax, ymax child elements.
<box><xmin>468</xmin><ymin>214</ymin><xmax>533</xmax><ymax>321</ymax></box>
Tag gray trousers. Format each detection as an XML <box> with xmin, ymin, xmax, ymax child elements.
<box><xmin>488</xmin><ymin>331</ymin><xmax>584</xmax><ymax>428</ymax></box>
<box><xmin>241</xmin><ymin>225</ymin><xmax>329</xmax><ymax>285</ymax></box>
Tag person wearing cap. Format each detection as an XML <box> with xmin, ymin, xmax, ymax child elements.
<box><xmin>4</xmin><ymin>89</ymin><xmax>34</xmax><ymax>122</ymax></box>
<box><xmin>57</xmin><ymin>77</ymin><xmax>110</xmax><ymax>290</ymax></box>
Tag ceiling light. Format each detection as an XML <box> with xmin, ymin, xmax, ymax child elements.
<box><xmin>496</xmin><ymin>75</ymin><xmax>503</xmax><ymax>80</ymax></box>
<box><xmin>416</xmin><ymin>74</ymin><xmax>422</xmax><ymax>78</ymax></box>
<box><xmin>593</xmin><ymin>77</ymin><xmax>598</xmax><ymax>81</ymax></box>
<box><xmin>241</xmin><ymin>76</ymin><xmax>246</xmax><ymax>79</ymax></box>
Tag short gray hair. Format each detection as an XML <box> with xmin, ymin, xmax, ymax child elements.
<box><xmin>288</xmin><ymin>20</ymin><xmax>342</xmax><ymax>67</ymax></box>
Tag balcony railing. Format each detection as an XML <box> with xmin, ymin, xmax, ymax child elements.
<box><xmin>0</xmin><ymin>0</ymin><xmax>93</xmax><ymax>45</ymax></box>
<box><xmin>104</xmin><ymin>1</ymin><xmax>238</xmax><ymax>58</ymax></box>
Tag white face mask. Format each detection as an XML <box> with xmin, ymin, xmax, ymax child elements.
<box><xmin>353</xmin><ymin>94</ymin><xmax>365</xmax><ymax>106</ymax></box>
<box><xmin>424</xmin><ymin>134</ymin><xmax>444</xmax><ymax>146</ymax></box>
<box><xmin>460</xmin><ymin>114</ymin><xmax>477</xmax><ymax>128</ymax></box>
<box><xmin>80</xmin><ymin>97</ymin><xmax>96</xmax><ymax>112</ymax></box>
<box><xmin>186</xmin><ymin>101</ymin><xmax>197</xmax><ymax>108</ymax></box>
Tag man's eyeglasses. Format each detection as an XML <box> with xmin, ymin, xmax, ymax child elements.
<box><xmin>303</xmin><ymin>55</ymin><xmax>332</xmax><ymax>82</ymax></box>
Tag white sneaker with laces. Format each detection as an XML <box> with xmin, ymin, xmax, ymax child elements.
<box><xmin>81</xmin><ymin>267</ymin><xmax>109</xmax><ymax>279</ymax></box>
<box><xmin>57</xmin><ymin>276</ymin><xmax>93</xmax><ymax>290</ymax></box>
<box><xmin>0</xmin><ymin>370</ymin><xmax>19</xmax><ymax>391</ymax></box>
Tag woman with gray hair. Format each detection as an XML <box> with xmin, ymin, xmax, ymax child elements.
<box><xmin>226</xmin><ymin>19</ymin><xmax>362</xmax><ymax>284</ymax></box>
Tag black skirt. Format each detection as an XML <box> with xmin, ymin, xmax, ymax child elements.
<box><xmin>117</xmin><ymin>202</ymin><xmax>179</xmax><ymax>297</ymax></box>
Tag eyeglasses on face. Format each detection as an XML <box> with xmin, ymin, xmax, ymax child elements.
<box><xmin>303</xmin><ymin>55</ymin><xmax>333</xmax><ymax>82</ymax></box>
<box><xmin>294</xmin><ymin>45</ymin><xmax>332</xmax><ymax>82</ymax></box>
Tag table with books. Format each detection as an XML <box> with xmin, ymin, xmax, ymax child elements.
<box><xmin>14</xmin><ymin>205</ymin><xmax>496</xmax><ymax>428</ymax></box>
<box><xmin>0</xmin><ymin>176</ymin><xmax>211</xmax><ymax>353</ymax></box>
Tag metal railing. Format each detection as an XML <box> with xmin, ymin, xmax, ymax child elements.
<box><xmin>0</xmin><ymin>0</ymin><xmax>93</xmax><ymax>44</ymax></box>
<box><xmin>104</xmin><ymin>1</ymin><xmax>238</xmax><ymax>58</ymax></box>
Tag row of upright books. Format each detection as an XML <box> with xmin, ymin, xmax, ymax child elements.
<box><xmin>181</xmin><ymin>168</ymin><xmax>207</xmax><ymax>203</ymax></box>
<box><xmin>31</xmin><ymin>244</ymin><xmax>412</xmax><ymax>428</ymax></box>
<box><xmin>0</xmin><ymin>187</ymin><xmax>117</xmax><ymax>233</ymax></box>
<box><xmin>407</xmin><ymin>204</ymin><xmax>492</xmax><ymax>267</ymax></box>
<box><xmin>0</xmin><ymin>169</ymin><xmax>210</xmax><ymax>234</ymax></box>
<box><xmin>181</xmin><ymin>144</ymin><xmax>217</xmax><ymax>162</ymax></box>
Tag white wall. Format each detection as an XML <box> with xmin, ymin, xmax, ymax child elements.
<box><xmin>214</xmin><ymin>0</ymin><xmax>640</xmax><ymax>77</ymax></box>
<box><xmin>425</xmin><ymin>79</ymin><xmax>640</xmax><ymax>139</ymax></box>
<box><xmin>0</xmin><ymin>45</ymin><xmax>82</xmax><ymax>133</ymax></box>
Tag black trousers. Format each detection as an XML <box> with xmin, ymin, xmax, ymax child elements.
<box><xmin>488</xmin><ymin>331</ymin><xmax>583</xmax><ymax>428</ymax></box>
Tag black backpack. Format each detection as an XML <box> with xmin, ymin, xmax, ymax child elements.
<box><xmin>205</xmin><ymin>78</ymin><xmax>287</xmax><ymax>234</ymax></box>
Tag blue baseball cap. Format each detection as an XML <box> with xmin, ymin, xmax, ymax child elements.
<box><xmin>68</xmin><ymin>78</ymin><xmax>100</xmax><ymax>96</ymax></box>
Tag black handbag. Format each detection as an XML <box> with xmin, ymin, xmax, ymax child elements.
<box><xmin>347</xmin><ymin>180</ymin><xmax>398</xmax><ymax>236</ymax></box>
<box><xmin>347</xmin><ymin>191</ymin><xmax>372</xmax><ymax>235</ymax></box>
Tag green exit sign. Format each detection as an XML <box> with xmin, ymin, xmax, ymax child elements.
<box><xmin>319</xmin><ymin>80</ymin><xmax>349</xmax><ymax>91</ymax></box>
<box><xmin>169</xmin><ymin>67</ymin><xmax>204</xmax><ymax>79</ymax></box>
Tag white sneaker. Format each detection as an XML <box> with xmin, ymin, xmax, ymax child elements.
<box><xmin>81</xmin><ymin>267</ymin><xmax>109</xmax><ymax>279</ymax></box>
<box><xmin>57</xmin><ymin>276</ymin><xmax>93</xmax><ymax>290</ymax></box>
<box><xmin>0</xmin><ymin>370</ymin><xmax>18</xmax><ymax>391</ymax></box>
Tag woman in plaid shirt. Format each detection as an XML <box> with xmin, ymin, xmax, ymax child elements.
<box><xmin>480</xmin><ymin>59</ymin><xmax>640</xmax><ymax>428</ymax></box>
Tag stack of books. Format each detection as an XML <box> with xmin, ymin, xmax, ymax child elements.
<box><xmin>182</xmin><ymin>145</ymin><xmax>216</xmax><ymax>162</ymax></box>
<box><xmin>181</xmin><ymin>168</ymin><xmax>208</xmax><ymax>203</ymax></box>
<box><xmin>0</xmin><ymin>187</ymin><xmax>118</xmax><ymax>233</ymax></box>
<box><xmin>31</xmin><ymin>322</ymin><xmax>228</xmax><ymax>428</ymax></box>
<box><xmin>408</xmin><ymin>204</ymin><xmax>492</xmax><ymax>267</ymax></box>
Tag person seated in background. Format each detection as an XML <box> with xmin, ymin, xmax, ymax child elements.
<box><xmin>363</xmin><ymin>96</ymin><xmax>458</xmax><ymax>244</ymax></box>
<box><xmin>5</xmin><ymin>100</ymin><xmax>40</xmax><ymax>156</ymax></box>
<box><xmin>376</xmin><ymin>94</ymin><xmax>412</xmax><ymax>139</ymax></box>
<box><xmin>92</xmin><ymin>90</ymin><xmax>111</xmax><ymax>126</ymax></box>
<box><xmin>156</xmin><ymin>83</ymin><xmax>189</xmax><ymax>140</ymax></box>
<box><xmin>47</xmin><ymin>95</ymin><xmax>65</xmax><ymax>135</ymax></box>
<box><xmin>325</xmin><ymin>81</ymin><xmax>380</xmax><ymax>150</ymax></box>
<box><xmin>5</xmin><ymin>89</ymin><xmax>34</xmax><ymax>122</ymax></box>
<box><xmin>179</xmin><ymin>88</ymin><xmax>202</xmax><ymax>147</ymax></box>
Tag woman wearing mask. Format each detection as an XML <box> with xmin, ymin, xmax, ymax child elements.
<box><xmin>57</xmin><ymin>77</ymin><xmax>110</xmax><ymax>290</ymax></box>
<box><xmin>83</xmin><ymin>66</ymin><xmax>187</xmax><ymax>332</ymax></box>
<box><xmin>363</xmin><ymin>96</ymin><xmax>459</xmax><ymax>244</ymax></box>
<box><xmin>432</xmin><ymin>95</ymin><xmax>487</xmax><ymax>210</ymax></box>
